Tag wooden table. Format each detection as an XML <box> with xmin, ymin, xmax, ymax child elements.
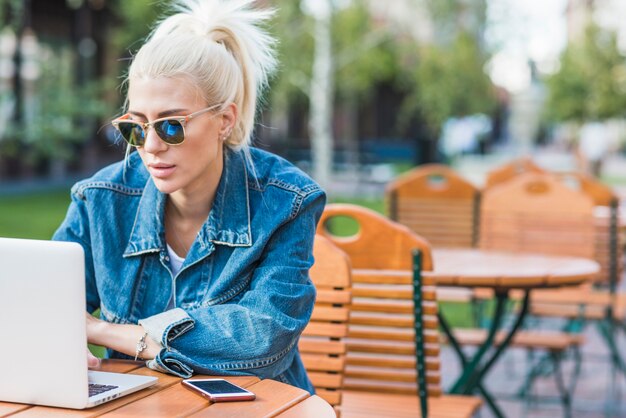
<box><xmin>0</xmin><ymin>360</ymin><xmax>336</xmax><ymax>418</ymax></box>
<box><xmin>429</xmin><ymin>248</ymin><xmax>599</xmax><ymax>289</ymax></box>
<box><xmin>426</xmin><ymin>248</ymin><xmax>600</xmax><ymax>418</ymax></box>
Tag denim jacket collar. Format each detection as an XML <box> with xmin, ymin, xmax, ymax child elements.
<box><xmin>123</xmin><ymin>149</ymin><xmax>252</xmax><ymax>258</ymax></box>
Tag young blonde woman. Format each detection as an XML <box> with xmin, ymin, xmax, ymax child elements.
<box><xmin>54</xmin><ymin>0</ymin><xmax>324</xmax><ymax>392</ymax></box>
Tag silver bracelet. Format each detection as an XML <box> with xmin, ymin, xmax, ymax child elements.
<box><xmin>134</xmin><ymin>332</ymin><xmax>148</xmax><ymax>361</ymax></box>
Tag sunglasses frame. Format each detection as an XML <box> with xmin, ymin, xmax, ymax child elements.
<box><xmin>111</xmin><ymin>103</ymin><xmax>223</xmax><ymax>147</ymax></box>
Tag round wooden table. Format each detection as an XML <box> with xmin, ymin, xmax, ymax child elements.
<box><xmin>429</xmin><ymin>248</ymin><xmax>599</xmax><ymax>289</ymax></box>
<box><xmin>425</xmin><ymin>248</ymin><xmax>600</xmax><ymax>418</ymax></box>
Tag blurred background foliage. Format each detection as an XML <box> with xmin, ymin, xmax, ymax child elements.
<box><xmin>0</xmin><ymin>0</ymin><xmax>496</xmax><ymax>178</ymax></box>
<box><xmin>546</xmin><ymin>23</ymin><xmax>626</xmax><ymax>123</ymax></box>
<box><xmin>399</xmin><ymin>31</ymin><xmax>495</xmax><ymax>138</ymax></box>
<box><xmin>1</xmin><ymin>0</ymin><xmax>625</xmax><ymax>186</ymax></box>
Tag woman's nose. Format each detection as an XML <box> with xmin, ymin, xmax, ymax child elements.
<box><xmin>142</xmin><ymin>126</ymin><xmax>168</xmax><ymax>154</ymax></box>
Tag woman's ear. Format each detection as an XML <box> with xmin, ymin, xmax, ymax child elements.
<box><xmin>219</xmin><ymin>103</ymin><xmax>238</xmax><ymax>141</ymax></box>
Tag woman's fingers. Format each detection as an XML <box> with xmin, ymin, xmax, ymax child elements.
<box><xmin>87</xmin><ymin>348</ymin><xmax>101</xmax><ymax>368</ymax></box>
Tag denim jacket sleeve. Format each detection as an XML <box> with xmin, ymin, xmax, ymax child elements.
<box><xmin>139</xmin><ymin>189</ymin><xmax>325</xmax><ymax>379</ymax></box>
<box><xmin>52</xmin><ymin>190</ymin><xmax>100</xmax><ymax>314</ymax></box>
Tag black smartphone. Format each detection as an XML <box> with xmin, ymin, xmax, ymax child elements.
<box><xmin>181</xmin><ymin>378</ymin><xmax>256</xmax><ymax>402</ymax></box>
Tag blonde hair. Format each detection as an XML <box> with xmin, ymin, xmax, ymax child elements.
<box><xmin>126</xmin><ymin>0</ymin><xmax>277</xmax><ymax>154</ymax></box>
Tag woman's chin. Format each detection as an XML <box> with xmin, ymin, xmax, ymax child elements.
<box><xmin>151</xmin><ymin>178</ymin><xmax>181</xmax><ymax>195</ymax></box>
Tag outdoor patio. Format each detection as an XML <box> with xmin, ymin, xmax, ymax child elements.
<box><xmin>439</xmin><ymin>299</ymin><xmax>626</xmax><ymax>418</ymax></box>
<box><xmin>429</xmin><ymin>150</ymin><xmax>626</xmax><ymax>418</ymax></box>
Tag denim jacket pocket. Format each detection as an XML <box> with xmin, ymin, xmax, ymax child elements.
<box><xmin>194</xmin><ymin>269</ymin><xmax>253</xmax><ymax>308</ymax></box>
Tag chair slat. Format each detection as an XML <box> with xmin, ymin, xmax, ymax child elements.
<box><xmin>315</xmin><ymin>289</ymin><xmax>351</xmax><ymax>304</ymax></box>
<box><xmin>304</xmin><ymin>235</ymin><xmax>352</xmax><ymax>409</ymax></box>
<box><xmin>351</xmin><ymin>299</ymin><xmax>438</xmax><ymax>316</ymax></box>
<box><xmin>299</xmin><ymin>338</ymin><xmax>346</xmax><ymax>355</ymax></box>
<box><xmin>301</xmin><ymin>353</ymin><xmax>346</xmax><ymax>372</ymax></box>
<box><xmin>315</xmin><ymin>389</ymin><xmax>341</xmax><ymax>406</ymax></box>
<box><xmin>347</xmin><ymin>352</ymin><xmax>440</xmax><ymax>368</ymax></box>
<box><xmin>310</xmin><ymin>306</ymin><xmax>350</xmax><ymax>322</ymax></box>
<box><xmin>307</xmin><ymin>371</ymin><xmax>343</xmax><ymax>388</ymax></box>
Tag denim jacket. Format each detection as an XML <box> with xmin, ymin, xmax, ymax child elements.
<box><xmin>53</xmin><ymin>147</ymin><xmax>325</xmax><ymax>393</ymax></box>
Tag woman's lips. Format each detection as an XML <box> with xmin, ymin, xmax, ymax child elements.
<box><xmin>148</xmin><ymin>164</ymin><xmax>176</xmax><ymax>179</ymax></box>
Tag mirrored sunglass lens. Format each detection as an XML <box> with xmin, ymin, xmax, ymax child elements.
<box><xmin>155</xmin><ymin>120</ymin><xmax>184</xmax><ymax>144</ymax></box>
<box><xmin>118</xmin><ymin>122</ymin><xmax>145</xmax><ymax>146</ymax></box>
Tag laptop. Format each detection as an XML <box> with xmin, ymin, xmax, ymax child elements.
<box><xmin>0</xmin><ymin>237</ymin><xmax>158</xmax><ymax>409</ymax></box>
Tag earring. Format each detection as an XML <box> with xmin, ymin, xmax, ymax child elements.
<box><xmin>221</xmin><ymin>130</ymin><xmax>232</xmax><ymax>142</ymax></box>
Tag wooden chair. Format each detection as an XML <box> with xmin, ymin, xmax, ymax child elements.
<box><xmin>528</xmin><ymin>172</ymin><xmax>624</xmax><ymax>318</ymax></box>
<box><xmin>487</xmin><ymin>162</ymin><xmax>621</xmax><ymax>288</ymax></box>
<box><xmin>477</xmin><ymin>172</ymin><xmax>596</xmax><ymax>410</ymax></box>
<box><xmin>386</xmin><ymin>164</ymin><xmax>480</xmax><ymax>248</ymax></box>
<box><xmin>300</xmin><ymin>235</ymin><xmax>352</xmax><ymax>416</ymax></box>
<box><xmin>555</xmin><ymin>171</ymin><xmax>622</xmax><ymax>288</ymax></box>
<box><xmin>317</xmin><ymin>204</ymin><xmax>481</xmax><ymax>418</ymax></box>
<box><xmin>480</xmin><ymin>172</ymin><xmax>596</xmax><ymax>258</ymax></box>
<box><xmin>484</xmin><ymin>157</ymin><xmax>547</xmax><ymax>189</ymax></box>
<box><xmin>525</xmin><ymin>172</ymin><xmax>626</xmax><ymax>390</ymax></box>
<box><xmin>483</xmin><ymin>170</ymin><xmax>624</xmax><ymax>316</ymax></box>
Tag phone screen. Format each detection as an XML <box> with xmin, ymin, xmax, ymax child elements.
<box><xmin>182</xmin><ymin>379</ymin><xmax>256</xmax><ymax>402</ymax></box>
<box><xmin>186</xmin><ymin>380</ymin><xmax>250</xmax><ymax>395</ymax></box>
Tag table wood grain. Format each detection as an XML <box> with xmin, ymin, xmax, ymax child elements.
<box><xmin>429</xmin><ymin>248</ymin><xmax>600</xmax><ymax>289</ymax></box>
<box><xmin>0</xmin><ymin>361</ymin><xmax>335</xmax><ymax>418</ymax></box>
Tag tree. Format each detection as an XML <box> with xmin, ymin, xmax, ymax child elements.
<box><xmin>399</xmin><ymin>30</ymin><xmax>495</xmax><ymax>144</ymax></box>
<box><xmin>110</xmin><ymin>0</ymin><xmax>163</xmax><ymax>60</ymax></box>
<box><xmin>270</xmin><ymin>0</ymin><xmax>402</xmax><ymax>188</ymax></box>
<box><xmin>0</xmin><ymin>2</ymin><xmax>111</xmax><ymax>177</ymax></box>
<box><xmin>546</xmin><ymin>24</ymin><xmax>626</xmax><ymax>123</ymax></box>
<box><xmin>3</xmin><ymin>45</ymin><xmax>108</xmax><ymax>167</ymax></box>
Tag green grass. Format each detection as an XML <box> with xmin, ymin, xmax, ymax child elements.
<box><xmin>326</xmin><ymin>197</ymin><xmax>385</xmax><ymax>236</ymax></box>
<box><xmin>601</xmin><ymin>175</ymin><xmax>626</xmax><ymax>186</ymax></box>
<box><xmin>0</xmin><ymin>189</ymin><xmax>70</xmax><ymax>239</ymax></box>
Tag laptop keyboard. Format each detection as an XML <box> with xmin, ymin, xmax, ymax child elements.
<box><xmin>89</xmin><ymin>383</ymin><xmax>119</xmax><ymax>397</ymax></box>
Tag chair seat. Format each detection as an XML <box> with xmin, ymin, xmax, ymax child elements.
<box><xmin>341</xmin><ymin>390</ymin><xmax>481</xmax><ymax>418</ymax></box>
<box><xmin>449</xmin><ymin>328</ymin><xmax>584</xmax><ymax>351</ymax></box>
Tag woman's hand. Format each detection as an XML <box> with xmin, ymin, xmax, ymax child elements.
<box><xmin>86</xmin><ymin>313</ymin><xmax>104</xmax><ymax>368</ymax></box>
<box><xmin>85</xmin><ymin>312</ymin><xmax>161</xmax><ymax>360</ymax></box>
<box><xmin>87</xmin><ymin>348</ymin><xmax>101</xmax><ymax>368</ymax></box>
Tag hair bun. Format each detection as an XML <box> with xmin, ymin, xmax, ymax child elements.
<box><xmin>154</xmin><ymin>0</ymin><xmax>277</xmax><ymax>91</ymax></box>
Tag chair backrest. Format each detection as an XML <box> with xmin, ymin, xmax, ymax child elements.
<box><xmin>300</xmin><ymin>235</ymin><xmax>352</xmax><ymax>411</ymax></box>
<box><xmin>317</xmin><ymin>204</ymin><xmax>442</xmax><ymax>398</ymax></box>
<box><xmin>485</xmin><ymin>157</ymin><xmax>546</xmax><ymax>189</ymax></box>
<box><xmin>387</xmin><ymin>164</ymin><xmax>480</xmax><ymax>248</ymax></box>
<box><xmin>555</xmin><ymin>172</ymin><xmax>622</xmax><ymax>289</ymax></box>
<box><xmin>480</xmin><ymin>172</ymin><xmax>595</xmax><ymax>260</ymax></box>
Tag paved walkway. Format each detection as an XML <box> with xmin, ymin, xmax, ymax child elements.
<box><xmin>440</xmin><ymin>313</ymin><xmax>626</xmax><ymax>417</ymax></box>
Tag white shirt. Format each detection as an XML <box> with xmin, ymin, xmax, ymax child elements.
<box><xmin>165</xmin><ymin>244</ymin><xmax>185</xmax><ymax>309</ymax></box>
<box><xmin>166</xmin><ymin>244</ymin><xmax>185</xmax><ymax>276</ymax></box>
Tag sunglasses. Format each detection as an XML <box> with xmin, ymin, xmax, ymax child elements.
<box><xmin>111</xmin><ymin>104</ymin><xmax>222</xmax><ymax>147</ymax></box>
